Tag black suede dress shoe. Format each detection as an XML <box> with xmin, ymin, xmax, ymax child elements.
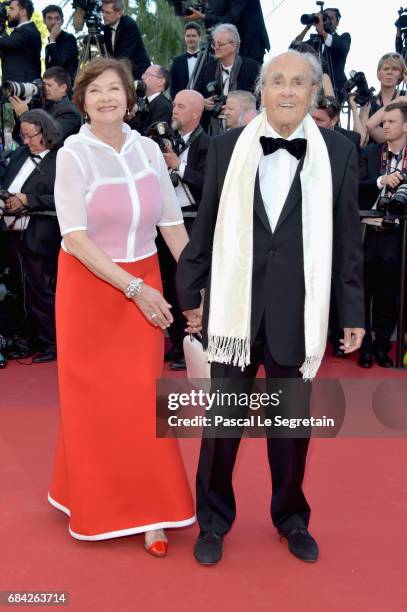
<box><xmin>194</xmin><ymin>532</ymin><xmax>224</xmax><ymax>565</ymax></box>
<box><xmin>280</xmin><ymin>527</ymin><xmax>319</xmax><ymax>562</ymax></box>
<box><xmin>33</xmin><ymin>350</ymin><xmax>57</xmax><ymax>364</ymax></box>
<box><xmin>332</xmin><ymin>345</ymin><xmax>347</xmax><ymax>358</ymax></box>
<box><xmin>375</xmin><ymin>352</ymin><xmax>394</xmax><ymax>368</ymax></box>
<box><xmin>358</xmin><ymin>352</ymin><xmax>373</xmax><ymax>368</ymax></box>
<box><xmin>170</xmin><ymin>357</ymin><xmax>186</xmax><ymax>371</ymax></box>
<box><xmin>164</xmin><ymin>346</ymin><xmax>184</xmax><ymax>362</ymax></box>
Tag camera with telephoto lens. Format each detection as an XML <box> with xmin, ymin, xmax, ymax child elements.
<box><xmin>206</xmin><ymin>81</ymin><xmax>227</xmax><ymax>117</ymax></box>
<box><xmin>300</xmin><ymin>1</ymin><xmax>334</xmax><ymax>34</ymax></box>
<box><xmin>134</xmin><ymin>80</ymin><xmax>149</xmax><ymax>114</ymax></box>
<box><xmin>377</xmin><ymin>171</ymin><xmax>407</xmax><ymax>228</ymax></box>
<box><xmin>72</xmin><ymin>0</ymin><xmax>103</xmax><ymax>32</ymax></box>
<box><xmin>0</xmin><ymin>189</ymin><xmax>12</xmax><ymax>217</ymax></box>
<box><xmin>395</xmin><ymin>7</ymin><xmax>407</xmax><ymax>31</ymax></box>
<box><xmin>0</xmin><ymin>1</ymin><xmax>10</xmax><ymax>34</ymax></box>
<box><xmin>1</xmin><ymin>79</ymin><xmax>43</xmax><ymax>103</ymax></box>
<box><xmin>170</xmin><ymin>1</ymin><xmax>207</xmax><ymax>17</ymax></box>
<box><xmin>147</xmin><ymin>121</ymin><xmax>183</xmax><ymax>155</ymax></box>
<box><xmin>342</xmin><ymin>70</ymin><xmax>374</xmax><ymax>106</ymax></box>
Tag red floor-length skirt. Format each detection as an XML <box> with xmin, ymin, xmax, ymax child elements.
<box><xmin>49</xmin><ymin>250</ymin><xmax>195</xmax><ymax>540</ymax></box>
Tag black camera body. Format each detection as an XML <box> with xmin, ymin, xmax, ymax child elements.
<box><xmin>1</xmin><ymin>79</ymin><xmax>43</xmax><ymax>103</ymax></box>
<box><xmin>206</xmin><ymin>80</ymin><xmax>227</xmax><ymax>117</ymax></box>
<box><xmin>134</xmin><ymin>80</ymin><xmax>149</xmax><ymax>114</ymax></box>
<box><xmin>171</xmin><ymin>1</ymin><xmax>207</xmax><ymax>17</ymax></box>
<box><xmin>147</xmin><ymin>121</ymin><xmax>182</xmax><ymax>154</ymax></box>
<box><xmin>377</xmin><ymin>172</ymin><xmax>407</xmax><ymax>227</ymax></box>
<box><xmin>395</xmin><ymin>7</ymin><xmax>407</xmax><ymax>31</ymax></box>
<box><xmin>72</xmin><ymin>0</ymin><xmax>103</xmax><ymax>32</ymax></box>
<box><xmin>343</xmin><ymin>70</ymin><xmax>374</xmax><ymax>106</ymax></box>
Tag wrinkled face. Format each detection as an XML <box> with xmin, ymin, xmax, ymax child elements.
<box><xmin>224</xmin><ymin>96</ymin><xmax>242</xmax><ymax>129</ymax></box>
<box><xmin>311</xmin><ymin>107</ymin><xmax>337</xmax><ymax>129</ymax></box>
<box><xmin>84</xmin><ymin>69</ymin><xmax>127</xmax><ymax>126</ymax></box>
<box><xmin>102</xmin><ymin>3</ymin><xmax>122</xmax><ymax>26</ymax></box>
<box><xmin>43</xmin><ymin>77</ymin><xmax>67</xmax><ymax>102</ymax></box>
<box><xmin>261</xmin><ymin>54</ymin><xmax>317</xmax><ymax>135</ymax></box>
<box><xmin>21</xmin><ymin>121</ymin><xmax>46</xmax><ymax>155</ymax></box>
<box><xmin>142</xmin><ymin>67</ymin><xmax>165</xmax><ymax>96</ymax></box>
<box><xmin>44</xmin><ymin>11</ymin><xmax>62</xmax><ymax>33</ymax></box>
<box><xmin>378</xmin><ymin>62</ymin><xmax>403</xmax><ymax>88</ymax></box>
<box><xmin>172</xmin><ymin>92</ymin><xmax>197</xmax><ymax>131</ymax></box>
<box><xmin>382</xmin><ymin>108</ymin><xmax>407</xmax><ymax>143</ymax></box>
<box><xmin>185</xmin><ymin>28</ymin><xmax>200</xmax><ymax>52</ymax></box>
<box><xmin>7</xmin><ymin>0</ymin><xmax>22</xmax><ymax>28</ymax></box>
<box><xmin>212</xmin><ymin>30</ymin><xmax>237</xmax><ymax>63</ymax></box>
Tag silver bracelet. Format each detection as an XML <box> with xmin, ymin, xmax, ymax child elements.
<box><xmin>124</xmin><ymin>277</ymin><xmax>144</xmax><ymax>299</ymax></box>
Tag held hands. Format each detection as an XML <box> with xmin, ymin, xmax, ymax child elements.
<box><xmin>9</xmin><ymin>96</ymin><xmax>29</xmax><ymax>117</ymax></box>
<box><xmin>133</xmin><ymin>283</ymin><xmax>173</xmax><ymax>330</ymax></box>
<box><xmin>380</xmin><ymin>171</ymin><xmax>404</xmax><ymax>189</ymax></box>
<box><xmin>340</xmin><ymin>328</ymin><xmax>365</xmax><ymax>353</ymax></box>
<box><xmin>183</xmin><ymin>307</ymin><xmax>203</xmax><ymax>334</ymax></box>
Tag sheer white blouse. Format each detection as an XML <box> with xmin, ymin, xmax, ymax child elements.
<box><xmin>55</xmin><ymin>123</ymin><xmax>183</xmax><ymax>262</ymax></box>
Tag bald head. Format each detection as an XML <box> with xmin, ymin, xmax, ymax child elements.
<box><xmin>172</xmin><ymin>89</ymin><xmax>205</xmax><ymax>134</ymax></box>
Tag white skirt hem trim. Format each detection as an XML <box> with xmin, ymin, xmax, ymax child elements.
<box><xmin>48</xmin><ymin>493</ymin><xmax>196</xmax><ymax>541</ymax></box>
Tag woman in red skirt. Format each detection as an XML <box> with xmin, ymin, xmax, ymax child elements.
<box><xmin>48</xmin><ymin>58</ymin><xmax>195</xmax><ymax>556</ymax></box>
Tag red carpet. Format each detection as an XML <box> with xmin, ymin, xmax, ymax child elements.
<box><xmin>1</xmin><ymin>350</ymin><xmax>407</xmax><ymax>611</ymax></box>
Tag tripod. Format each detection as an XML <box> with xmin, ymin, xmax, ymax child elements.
<box><xmin>78</xmin><ymin>25</ymin><xmax>108</xmax><ymax>70</ymax></box>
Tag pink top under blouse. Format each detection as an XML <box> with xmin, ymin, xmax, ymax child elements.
<box><xmin>55</xmin><ymin>123</ymin><xmax>183</xmax><ymax>262</ymax></box>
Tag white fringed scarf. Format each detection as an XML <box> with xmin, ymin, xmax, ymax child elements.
<box><xmin>206</xmin><ymin>111</ymin><xmax>333</xmax><ymax>380</ymax></box>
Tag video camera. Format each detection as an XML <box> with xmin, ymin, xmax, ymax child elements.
<box><xmin>170</xmin><ymin>1</ymin><xmax>207</xmax><ymax>17</ymax></box>
<box><xmin>395</xmin><ymin>7</ymin><xmax>407</xmax><ymax>32</ymax></box>
<box><xmin>342</xmin><ymin>70</ymin><xmax>374</xmax><ymax>106</ymax></box>
<box><xmin>1</xmin><ymin>79</ymin><xmax>43</xmax><ymax>103</ymax></box>
<box><xmin>0</xmin><ymin>1</ymin><xmax>10</xmax><ymax>35</ymax></box>
<box><xmin>300</xmin><ymin>1</ymin><xmax>335</xmax><ymax>34</ymax></box>
<box><xmin>72</xmin><ymin>0</ymin><xmax>103</xmax><ymax>32</ymax></box>
<box><xmin>206</xmin><ymin>81</ymin><xmax>226</xmax><ymax>117</ymax></box>
<box><xmin>377</xmin><ymin>173</ymin><xmax>407</xmax><ymax>228</ymax></box>
<box><xmin>147</xmin><ymin>121</ymin><xmax>183</xmax><ymax>155</ymax></box>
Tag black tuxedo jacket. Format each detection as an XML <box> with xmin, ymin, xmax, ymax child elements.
<box><xmin>0</xmin><ymin>22</ymin><xmax>41</xmax><ymax>81</ymax></box>
<box><xmin>44</xmin><ymin>30</ymin><xmax>79</xmax><ymax>84</ymax></box>
<box><xmin>104</xmin><ymin>15</ymin><xmax>150</xmax><ymax>79</ymax></box>
<box><xmin>129</xmin><ymin>93</ymin><xmax>173</xmax><ymax>135</ymax></box>
<box><xmin>205</xmin><ymin>0</ymin><xmax>270</xmax><ymax>64</ymax></box>
<box><xmin>176</xmin><ymin>126</ymin><xmax>364</xmax><ymax>366</ymax></box>
<box><xmin>46</xmin><ymin>96</ymin><xmax>82</xmax><ymax>141</ymax></box>
<box><xmin>335</xmin><ymin>125</ymin><xmax>361</xmax><ymax>154</ymax></box>
<box><xmin>1</xmin><ymin>147</ymin><xmax>60</xmax><ymax>258</ymax></box>
<box><xmin>314</xmin><ymin>31</ymin><xmax>351</xmax><ymax>98</ymax></box>
<box><xmin>359</xmin><ymin>143</ymin><xmax>382</xmax><ymax>210</ymax></box>
<box><xmin>170</xmin><ymin>52</ymin><xmax>190</xmax><ymax>100</ymax></box>
<box><xmin>180</xmin><ymin>130</ymin><xmax>211</xmax><ymax>210</ymax></box>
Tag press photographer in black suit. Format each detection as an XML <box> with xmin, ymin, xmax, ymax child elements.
<box><xmin>102</xmin><ymin>0</ymin><xmax>150</xmax><ymax>79</ymax></box>
<box><xmin>129</xmin><ymin>65</ymin><xmax>173</xmax><ymax>135</ymax></box>
<box><xmin>0</xmin><ymin>0</ymin><xmax>41</xmax><ymax>82</ymax></box>
<box><xmin>185</xmin><ymin>0</ymin><xmax>270</xmax><ymax>65</ymax></box>
<box><xmin>358</xmin><ymin>102</ymin><xmax>407</xmax><ymax>369</ymax></box>
<box><xmin>293</xmin><ymin>7</ymin><xmax>350</xmax><ymax>103</ymax></box>
<box><xmin>10</xmin><ymin>67</ymin><xmax>82</xmax><ymax>143</ymax></box>
<box><xmin>170</xmin><ymin>22</ymin><xmax>202</xmax><ymax>99</ymax></box>
<box><xmin>195</xmin><ymin>23</ymin><xmax>260</xmax><ymax>133</ymax></box>
<box><xmin>158</xmin><ymin>89</ymin><xmax>210</xmax><ymax>370</ymax></box>
<box><xmin>42</xmin><ymin>5</ymin><xmax>79</xmax><ymax>85</ymax></box>
<box><xmin>0</xmin><ymin>110</ymin><xmax>62</xmax><ymax>364</ymax></box>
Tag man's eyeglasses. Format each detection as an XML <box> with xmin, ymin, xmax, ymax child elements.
<box><xmin>143</xmin><ymin>72</ymin><xmax>163</xmax><ymax>79</ymax></box>
<box><xmin>317</xmin><ymin>97</ymin><xmax>340</xmax><ymax>113</ymax></box>
<box><xmin>211</xmin><ymin>41</ymin><xmax>234</xmax><ymax>49</ymax></box>
<box><xmin>20</xmin><ymin>131</ymin><xmax>42</xmax><ymax>141</ymax></box>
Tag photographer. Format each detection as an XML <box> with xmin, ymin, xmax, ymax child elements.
<box><xmin>0</xmin><ymin>110</ymin><xmax>62</xmax><ymax>363</ymax></box>
<box><xmin>42</xmin><ymin>5</ymin><xmax>79</xmax><ymax>85</ymax></box>
<box><xmin>184</xmin><ymin>0</ymin><xmax>270</xmax><ymax>65</ymax></box>
<box><xmin>170</xmin><ymin>21</ymin><xmax>202</xmax><ymax>99</ymax></box>
<box><xmin>158</xmin><ymin>89</ymin><xmax>210</xmax><ymax>370</ymax></box>
<box><xmin>293</xmin><ymin>7</ymin><xmax>350</xmax><ymax>102</ymax></box>
<box><xmin>224</xmin><ymin>90</ymin><xmax>257</xmax><ymax>129</ymax></box>
<box><xmin>312</xmin><ymin>94</ymin><xmax>361</xmax><ymax>151</ymax></box>
<box><xmin>129</xmin><ymin>65</ymin><xmax>172</xmax><ymax>135</ymax></box>
<box><xmin>10</xmin><ymin>67</ymin><xmax>82</xmax><ymax>142</ymax></box>
<box><xmin>0</xmin><ymin>0</ymin><xmax>41</xmax><ymax>82</ymax></box>
<box><xmin>358</xmin><ymin>102</ymin><xmax>407</xmax><ymax>368</ymax></box>
<box><xmin>363</xmin><ymin>53</ymin><xmax>406</xmax><ymax>145</ymax></box>
<box><xmin>195</xmin><ymin>23</ymin><xmax>260</xmax><ymax>133</ymax></box>
<box><xmin>102</xmin><ymin>0</ymin><xmax>150</xmax><ymax>79</ymax></box>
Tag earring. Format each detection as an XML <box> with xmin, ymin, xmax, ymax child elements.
<box><xmin>84</xmin><ymin>112</ymin><xmax>88</xmax><ymax>122</ymax></box>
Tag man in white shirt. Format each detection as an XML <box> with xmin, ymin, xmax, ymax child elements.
<box><xmin>170</xmin><ymin>22</ymin><xmax>202</xmax><ymax>100</ymax></box>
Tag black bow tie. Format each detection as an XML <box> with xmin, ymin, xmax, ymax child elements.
<box><xmin>260</xmin><ymin>135</ymin><xmax>307</xmax><ymax>160</ymax></box>
<box><xmin>187</xmin><ymin>52</ymin><xmax>198</xmax><ymax>58</ymax></box>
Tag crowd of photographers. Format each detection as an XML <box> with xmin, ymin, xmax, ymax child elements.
<box><xmin>0</xmin><ymin>0</ymin><xmax>406</xmax><ymax>371</ymax></box>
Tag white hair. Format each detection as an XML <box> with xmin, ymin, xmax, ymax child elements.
<box><xmin>255</xmin><ymin>50</ymin><xmax>323</xmax><ymax>100</ymax></box>
<box><xmin>212</xmin><ymin>23</ymin><xmax>240</xmax><ymax>49</ymax></box>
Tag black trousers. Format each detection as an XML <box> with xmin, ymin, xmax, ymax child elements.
<box><xmin>361</xmin><ymin>227</ymin><xmax>401</xmax><ymax>354</ymax></box>
<box><xmin>196</xmin><ymin>324</ymin><xmax>311</xmax><ymax>535</ymax></box>
<box><xmin>5</xmin><ymin>231</ymin><xmax>57</xmax><ymax>351</ymax></box>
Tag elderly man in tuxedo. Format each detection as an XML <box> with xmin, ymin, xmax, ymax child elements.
<box><xmin>176</xmin><ymin>50</ymin><xmax>365</xmax><ymax>565</ymax></box>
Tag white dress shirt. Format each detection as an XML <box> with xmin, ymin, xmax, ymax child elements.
<box><xmin>187</xmin><ymin>53</ymin><xmax>198</xmax><ymax>79</ymax></box>
<box><xmin>175</xmin><ymin>131</ymin><xmax>194</xmax><ymax>208</ymax></box>
<box><xmin>221</xmin><ymin>64</ymin><xmax>232</xmax><ymax>95</ymax></box>
<box><xmin>5</xmin><ymin>150</ymin><xmax>50</xmax><ymax>231</ymax></box>
<box><xmin>259</xmin><ymin>122</ymin><xmax>304</xmax><ymax>232</ymax></box>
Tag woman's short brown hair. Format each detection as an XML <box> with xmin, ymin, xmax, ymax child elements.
<box><xmin>73</xmin><ymin>57</ymin><xmax>136</xmax><ymax>117</ymax></box>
